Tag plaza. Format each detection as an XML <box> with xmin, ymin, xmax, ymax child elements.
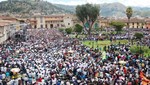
<box><xmin>0</xmin><ymin>0</ymin><xmax>150</xmax><ymax>85</ymax></box>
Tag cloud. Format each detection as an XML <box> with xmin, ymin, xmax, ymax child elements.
<box><xmin>123</xmin><ymin>0</ymin><xmax>150</xmax><ymax>7</ymax></box>
<box><xmin>0</xmin><ymin>0</ymin><xmax>6</xmax><ymax>1</ymax></box>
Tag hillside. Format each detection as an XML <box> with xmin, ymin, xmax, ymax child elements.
<box><xmin>0</xmin><ymin>0</ymin><xmax>149</xmax><ymax>17</ymax></box>
<box><xmin>54</xmin><ymin>3</ymin><xmax>150</xmax><ymax>17</ymax></box>
<box><xmin>100</xmin><ymin>3</ymin><xmax>126</xmax><ymax>17</ymax></box>
<box><xmin>54</xmin><ymin>4</ymin><xmax>76</xmax><ymax>13</ymax></box>
<box><xmin>0</xmin><ymin>0</ymin><xmax>72</xmax><ymax>17</ymax></box>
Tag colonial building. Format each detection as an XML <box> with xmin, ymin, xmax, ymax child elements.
<box><xmin>120</xmin><ymin>18</ymin><xmax>146</xmax><ymax>29</ymax></box>
<box><xmin>0</xmin><ymin>20</ymin><xmax>15</xmax><ymax>43</ymax></box>
<box><xmin>29</xmin><ymin>14</ymin><xmax>75</xmax><ymax>29</ymax></box>
<box><xmin>99</xmin><ymin>18</ymin><xmax>148</xmax><ymax>29</ymax></box>
<box><xmin>28</xmin><ymin>14</ymin><xmax>150</xmax><ymax>30</ymax></box>
<box><xmin>146</xmin><ymin>19</ymin><xmax>150</xmax><ymax>29</ymax></box>
<box><xmin>0</xmin><ymin>16</ymin><xmax>27</xmax><ymax>43</ymax></box>
<box><xmin>99</xmin><ymin>18</ymin><xmax>110</xmax><ymax>28</ymax></box>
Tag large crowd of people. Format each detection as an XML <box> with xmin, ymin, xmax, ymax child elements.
<box><xmin>0</xmin><ymin>29</ymin><xmax>149</xmax><ymax>85</ymax></box>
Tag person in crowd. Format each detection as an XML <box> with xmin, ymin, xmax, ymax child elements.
<box><xmin>0</xmin><ymin>29</ymin><xmax>149</xmax><ymax>85</ymax></box>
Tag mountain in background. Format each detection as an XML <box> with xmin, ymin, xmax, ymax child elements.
<box><xmin>0</xmin><ymin>0</ymin><xmax>149</xmax><ymax>17</ymax></box>
<box><xmin>54</xmin><ymin>2</ymin><xmax>150</xmax><ymax>17</ymax></box>
<box><xmin>54</xmin><ymin>4</ymin><xmax>76</xmax><ymax>13</ymax></box>
<box><xmin>0</xmin><ymin>0</ymin><xmax>72</xmax><ymax>17</ymax></box>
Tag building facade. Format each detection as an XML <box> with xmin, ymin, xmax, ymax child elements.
<box><xmin>29</xmin><ymin>14</ymin><xmax>75</xmax><ymax>29</ymax></box>
<box><xmin>98</xmin><ymin>18</ymin><xmax>149</xmax><ymax>29</ymax></box>
<box><xmin>28</xmin><ymin>14</ymin><xmax>150</xmax><ymax>30</ymax></box>
<box><xmin>0</xmin><ymin>16</ymin><xmax>27</xmax><ymax>43</ymax></box>
<box><xmin>146</xmin><ymin>19</ymin><xmax>150</xmax><ymax>29</ymax></box>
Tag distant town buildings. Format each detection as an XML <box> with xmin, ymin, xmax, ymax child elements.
<box><xmin>99</xmin><ymin>18</ymin><xmax>147</xmax><ymax>29</ymax></box>
<box><xmin>0</xmin><ymin>15</ymin><xmax>27</xmax><ymax>43</ymax></box>
<box><xmin>27</xmin><ymin>14</ymin><xmax>150</xmax><ymax>29</ymax></box>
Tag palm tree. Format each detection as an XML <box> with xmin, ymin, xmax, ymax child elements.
<box><xmin>126</xmin><ymin>7</ymin><xmax>133</xmax><ymax>41</ymax></box>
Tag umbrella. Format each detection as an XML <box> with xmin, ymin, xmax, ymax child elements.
<box><xmin>11</xmin><ymin>68</ymin><xmax>20</xmax><ymax>73</ymax></box>
<box><xmin>119</xmin><ymin>61</ymin><xmax>126</xmax><ymax>64</ymax></box>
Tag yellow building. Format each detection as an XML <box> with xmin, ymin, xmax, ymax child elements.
<box><xmin>99</xmin><ymin>18</ymin><xmax>147</xmax><ymax>29</ymax></box>
<box><xmin>120</xmin><ymin>18</ymin><xmax>146</xmax><ymax>29</ymax></box>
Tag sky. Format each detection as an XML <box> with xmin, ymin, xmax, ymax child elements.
<box><xmin>0</xmin><ymin>0</ymin><xmax>150</xmax><ymax>7</ymax></box>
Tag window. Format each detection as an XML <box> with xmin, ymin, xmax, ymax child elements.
<box><xmin>57</xmin><ymin>24</ymin><xmax>59</xmax><ymax>27</ymax></box>
<box><xmin>50</xmin><ymin>24</ymin><xmax>53</xmax><ymax>28</ymax></box>
<box><xmin>41</xmin><ymin>25</ymin><xmax>43</xmax><ymax>28</ymax></box>
<box><xmin>45</xmin><ymin>24</ymin><xmax>47</xmax><ymax>28</ymax></box>
<box><xmin>132</xmin><ymin>26</ymin><xmax>134</xmax><ymax>28</ymax></box>
<box><xmin>127</xmin><ymin>23</ymin><xmax>129</xmax><ymax>26</ymax></box>
<box><xmin>34</xmin><ymin>25</ymin><xmax>37</xmax><ymax>29</ymax></box>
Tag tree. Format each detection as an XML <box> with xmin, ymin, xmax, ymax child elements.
<box><xmin>74</xmin><ymin>24</ymin><xmax>83</xmax><ymax>38</ymax></box>
<box><xmin>134</xmin><ymin>33</ymin><xmax>144</xmax><ymax>40</ymax></box>
<box><xmin>110</xmin><ymin>21</ymin><xmax>125</xmax><ymax>34</ymax></box>
<box><xmin>126</xmin><ymin>7</ymin><xmax>133</xmax><ymax>28</ymax></box>
<box><xmin>76</xmin><ymin>3</ymin><xmax>100</xmax><ymax>36</ymax></box>
<box><xmin>126</xmin><ymin>7</ymin><xmax>133</xmax><ymax>40</ymax></box>
<box><xmin>65</xmin><ymin>28</ymin><xmax>72</xmax><ymax>34</ymax></box>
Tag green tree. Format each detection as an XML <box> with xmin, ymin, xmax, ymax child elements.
<box><xmin>126</xmin><ymin>7</ymin><xmax>133</xmax><ymax>28</ymax></box>
<box><xmin>126</xmin><ymin>7</ymin><xmax>133</xmax><ymax>40</ymax></box>
<box><xmin>74</xmin><ymin>24</ymin><xmax>83</xmax><ymax>38</ymax></box>
<box><xmin>76</xmin><ymin>3</ymin><xmax>100</xmax><ymax>36</ymax></box>
<box><xmin>110</xmin><ymin>21</ymin><xmax>125</xmax><ymax>34</ymax></box>
<box><xmin>134</xmin><ymin>33</ymin><xmax>144</xmax><ymax>40</ymax></box>
<box><xmin>65</xmin><ymin>28</ymin><xmax>72</xmax><ymax>34</ymax></box>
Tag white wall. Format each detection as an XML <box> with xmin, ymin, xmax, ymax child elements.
<box><xmin>0</xmin><ymin>26</ymin><xmax>8</xmax><ymax>44</ymax></box>
<box><xmin>63</xmin><ymin>15</ymin><xmax>74</xmax><ymax>28</ymax></box>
